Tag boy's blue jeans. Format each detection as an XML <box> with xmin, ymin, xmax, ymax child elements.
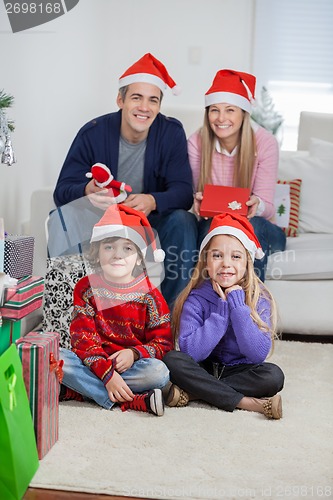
<box><xmin>60</xmin><ymin>348</ymin><xmax>170</xmax><ymax>410</ymax></box>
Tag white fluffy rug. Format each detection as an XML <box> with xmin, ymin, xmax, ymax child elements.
<box><xmin>30</xmin><ymin>341</ymin><xmax>333</xmax><ymax>499</ymax></box>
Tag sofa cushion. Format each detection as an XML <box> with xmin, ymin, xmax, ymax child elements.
<box><xmin>275</xmin><ymin>179</ymin><xmax>302</xmax><ymax>237</ymax></box>
<box><xmin>309</xmin><ymin>137</ymin><xmax>333</xmax><ymax>159</ymax></box>
<box><xmin>266</xmin><ymin>233</ymin><xmax>333</xmax><ymax>280</ymax></box>
<box><xmin>278</xmin><ymin>154</ymin><xmax>333</xmax><ymax>234</ymax></box>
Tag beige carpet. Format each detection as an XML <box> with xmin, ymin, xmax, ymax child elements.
<box><xmin>30</xmin><ymin>341</ymin><xmax>333</xmax><ymax>499</ymax></box>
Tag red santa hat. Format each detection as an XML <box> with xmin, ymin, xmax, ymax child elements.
<box><xmin>90</xmin><ymin>204</ymin><xmax>165</xmax><ymax>262</ymax></box>
<box><xmin>199</xmin><ymin>212</ymin><xmax>264</xmax><ymax>262</ymax></box>
<box><xmin>205</xmin><ymin>69</ymin><xmax>256</xmax><ymax>113</ymax></box>
<box><xmin>119</xmin><ymin>53</ymin><xmax>180</xmax><ymax>95</ymax></box>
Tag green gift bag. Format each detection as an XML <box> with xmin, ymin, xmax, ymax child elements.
<box><xmin>0</xmin><ymin>344</ymin><xmax>39</xmax><ymax>500</ymax></box>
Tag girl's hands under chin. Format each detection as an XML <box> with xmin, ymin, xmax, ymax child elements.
<box><xmin>213</xmin><ymin>280</ymin><xmax>243</xmax><ymax>300</ymax></box>
<box><xmin>212</xmin><ymin>280</ymin><xmax>226</xmax><ymax>300</ymax></box>
<box><xmin>224</xmin><ymin>285</ymin><xmax>242</xmax><ymax>297</ymax></box>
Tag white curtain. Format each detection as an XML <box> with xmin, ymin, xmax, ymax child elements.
<box><xmin>252</xmin><ymin>0</ymin><xmax>333</xmax><ymax>149</ymax></box>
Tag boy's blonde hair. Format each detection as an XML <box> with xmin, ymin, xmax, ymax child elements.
<box><xmin>172</xmin><ymin>236</ymin><xmax>278</xmax><ymax>352</ymax></box>
<box><xmin>87</xmin><ymin>236</ymin><xmax>145</xmax><ymax>277</ymax></box>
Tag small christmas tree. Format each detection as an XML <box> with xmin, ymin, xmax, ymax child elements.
<box><xmin>0</xmin><ymin>89</ymin><xmax>15</xmax><ymax>132</ymax></box>
<box><xmin>277</xmin><ymin>204</ymin><xmax>286</xmax><ymax>217</ymax></box>
<box><xmin>251</xmin><ymin>86</ymin><xmax>283</xmax><ymax>136</ymax></box>
<box><xmin>0</xmin><ymin>89</ymin><xmax>16</xmax><ymax>165</ymax></box>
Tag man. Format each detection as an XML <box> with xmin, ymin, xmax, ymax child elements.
<box><xmin>49</xmin><ymin>53</ymin><xmax>197</xmax><ymax>307</ymax></box>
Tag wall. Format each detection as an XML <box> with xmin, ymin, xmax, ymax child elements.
<box><xmin>0</xmin><ymin>0</ymin><xmax>254</xmax><ymax>234</ymax></box>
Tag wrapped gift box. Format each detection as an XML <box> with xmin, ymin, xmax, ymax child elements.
<box><xmin>199</xmin><ymin>185</ymin><xmax>251</xmax><ymax>218</ymax></box>
<box><xmin>16</xmin><ymin>331</ymin><xmax>62</xmax><ymax>459</ymax></box>
<box><xmin>0</xmin><ymin>319</ymin><xmax>22</xmax><ymax>355</ymax></box>
<box><xmin>4</xmin><ymin>235</ymin><xmax>35</xmax><ymax>279</ymax></box>
<box><xmin>43</xmin><ymin>255</ymin><xmax>90</xmax><ymax>349</ymax></box>
<box><xmin>0</xmin><ymin>276</ymin><xmax>44</xmax><ymax>320</ymax></box>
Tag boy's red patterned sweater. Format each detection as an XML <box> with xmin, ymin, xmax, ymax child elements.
<box><xmin>70</xmin><ymin>273</ymin><xmax>172</xmax><ymax>386</ymax></box>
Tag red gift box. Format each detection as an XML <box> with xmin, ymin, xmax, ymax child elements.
<box><xmin>200</xmin><ymin>185</ymin><xmax>250</xmax><ymax>218</ymax></box>
<box><xmin>16</xmin><ymin>331</ymin><xmax>63</xmax><ymax>459</ymax></box>
<box><xmin>0</xmin><ymin>276</ymin><xmax>44</xmax><ymax>320</ymax></box>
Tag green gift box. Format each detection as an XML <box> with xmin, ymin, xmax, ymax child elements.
<box><xmin>0</xmin><ymin>319</ymin><xmax>21</xmax><ymax>355</ymax></box>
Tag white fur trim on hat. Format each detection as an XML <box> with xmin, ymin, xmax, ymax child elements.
<box><xmin>205</xmin><ymin>92</ymin><xmax>252</xmax><ymax>113</ymax></box>
<box><xmin>199</xmin><ymin>226</ymin><xmax>265</xmax><ymax>262</ymax></box>
<box><xmin>119</xmin><ymin>73</ymin><xmax>167</xmax><ymax>93</ymax></box>
<box><xmin>90</xmin><ymin>224</ymin><xmax>147</xmax><ymax>255</ymax></box>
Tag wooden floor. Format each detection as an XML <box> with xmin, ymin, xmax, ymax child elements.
<box><xmin>24</xmin><ymin>488</ymin><xmax>139</xmax><ymax>499</ymax></box>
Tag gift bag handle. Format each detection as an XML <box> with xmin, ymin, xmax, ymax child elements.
<box><xmin>7</xmin><ymin>372</ymin><xmax>17</xmax><ymax>411</ymax></box>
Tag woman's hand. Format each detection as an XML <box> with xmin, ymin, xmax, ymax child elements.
<box><xmin>106</xmin><ymin>371</ymin><xmax>134</xmax><ymax>403</ymax></box>
<box><xmin>109</xmin><ymin>349</ymin><xmax>135</xmax><ymax>374</ymax></box>
<box><xmin>194</xmin><ymin>192</ymin><xmax>208</xmax><ymax>218</ymax></box>
<box><xmin>246</xmin><ymin>194</ymin><xmax>260</xmax><ymax>219</ymax></box>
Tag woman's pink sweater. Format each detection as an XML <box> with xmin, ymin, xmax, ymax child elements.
<box><xmin>187</xmin><ymin>123</ymin><xmax>279</xmax><ymax>220</ymax></box>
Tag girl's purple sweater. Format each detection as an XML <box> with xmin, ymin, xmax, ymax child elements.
<box><xmin>178</xmin><ymin>280</ymin><xmax>272</xmax><ymax>366</ymax></box>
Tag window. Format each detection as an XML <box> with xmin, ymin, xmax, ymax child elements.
<box><xmin>252</xmin><ymin>0</ymin><xmax>333</xmax><ymax>150</ymax></box>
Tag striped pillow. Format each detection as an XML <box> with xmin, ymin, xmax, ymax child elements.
<box><xmin>277</xmin><ymin>179</ymin><xmax>302</xmax><ymax>237</ymax></box>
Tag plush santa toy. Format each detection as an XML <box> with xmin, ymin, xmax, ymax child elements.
<box><xmin>86</xmin><ymin>163</ymin><xmax>132</xmax><ymax>203</ymax></box>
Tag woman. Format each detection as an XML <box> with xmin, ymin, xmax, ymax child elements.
<box><xmin>188</xmin><ymin>69</ymin><xmax>286</xmax><ymax>281</ymax></box>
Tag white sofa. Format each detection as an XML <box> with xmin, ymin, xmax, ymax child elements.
<box><xmin>28</xmin><ymin>111</ymin><xmax>333</xmax><ymax>337</ymax></box>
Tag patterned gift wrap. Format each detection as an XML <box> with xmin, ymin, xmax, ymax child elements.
<box><xmin>16</xmin><ymin>331</ymin><xmax>63</xmax><ymax>459</ymax></box>
<box><xmin>4</xmin><ymin>234</ymin><xmax>35</xmax><ymax>279</ymax></box>
<box><xmin>0</xmin><ymin>318</ymin><xmax>21</xmax><ymax>355</ymax></box>
<box><xmin>43</xmin><ymin>255</ymin><xmax>90</xmax><ymax>349</ymax></box>
<box><xmin>0</xmin><ymin>276</ymin><xmax>44</xmax><ymax>320</ymax></box>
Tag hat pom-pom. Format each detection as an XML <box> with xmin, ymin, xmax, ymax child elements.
<box><xmin>256</xmin><ymin>248</ymin><xmax>265</xmax><ymax>260</ymax></box>
<box><xmin>154</xmin><ymin>249</ymin><xmax>165</xmax><ymax>262</ymax></box>
<box><xmin>172</xmin><ymin>85</ymin><xmax>181</xmax><ymax>96</ymax></box>
<box><xmin>86</xmin><ymin>172</ymin><xmax>93</xmax><ymax>179</ymax></box>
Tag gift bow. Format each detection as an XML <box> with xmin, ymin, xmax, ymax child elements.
<box><xmin>8</xmin><ymin>373</ymin><xmax>17</xmax><ymax>411</ymax></box>
<box><xmin>49</xmin><ymin>353</ymin><xmax>64</xmax><ymax>383</ymax></box>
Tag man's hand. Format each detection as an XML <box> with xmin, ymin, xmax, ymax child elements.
<box><xmin>105</xmin><ymin>371</ymin><xmax>134</xmax><ymax>403</ymax></box>
<box><xmin>123</xmin><ymin>193</ymin><xmax>156</xmax><ymax>216</ymax></box>
<box><xmin>109</xmin><ymin>349</ymin><xmax>135</xmax><ymax>374</ymax></box>
<box><xmin>85</xmin><ymin>179</ymin><xmax>116</xmax><ymax>210</ymax></box>
<box><xmin>246</xmin><ymin>195</ymin><xmax>260</xmax><ymax>219</ymax></box>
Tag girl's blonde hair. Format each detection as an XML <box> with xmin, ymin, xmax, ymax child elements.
<box><xmin>197</xmin><ymin>109</ymin><xmax>257</xmax><ymax>192</ymax></box>
<box><xmin>172</xmin><ymin>235</ymin><xmax>278</xmax><ymax>353</ymax></box>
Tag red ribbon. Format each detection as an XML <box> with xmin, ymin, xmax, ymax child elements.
<box><xmin>49</xmin><ymin>352</ymin><xmax>64</xmax><ymax>383</ymax></box>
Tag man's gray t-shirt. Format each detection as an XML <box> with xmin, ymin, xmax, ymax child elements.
<box><xmin>117</xmin><ymin>136</ymin><xmax>146</xmax><ymax>194</ymax></box>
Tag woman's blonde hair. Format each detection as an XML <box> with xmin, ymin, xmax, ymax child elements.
<box><xmin>171</xmin><ymin>235</ymin><xmax>278</xmax><ymax>353</ymax></box>
<box><xmin>198</xmin><ymin>109</ymin><xmax>257</xmax><ymax>192</ymax></box>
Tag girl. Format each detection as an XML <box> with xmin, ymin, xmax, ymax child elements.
<box><xmin>163</xmin><ymin>212</ymin><xmax>284</xmax><ymax>419</ymax></box>
<box><xmin>60</xmin><ymin>204</ymin><xmax>173</xmax><ymax>416</ymax></box>
<box><xmin>189</xmin><ymin>68</ymin><xmax>286</xmax><ymax>281</ymax></box>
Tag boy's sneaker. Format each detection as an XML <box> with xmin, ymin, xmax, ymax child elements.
<box><xmin>59</xmin><ymin>384</ymin><xmax>84</xmax><ymax>402</ymax></box>
<box><xmin>120</xmin><ymin>389</ymin><xmax>164</xmax><ymax>416</ymax></box>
